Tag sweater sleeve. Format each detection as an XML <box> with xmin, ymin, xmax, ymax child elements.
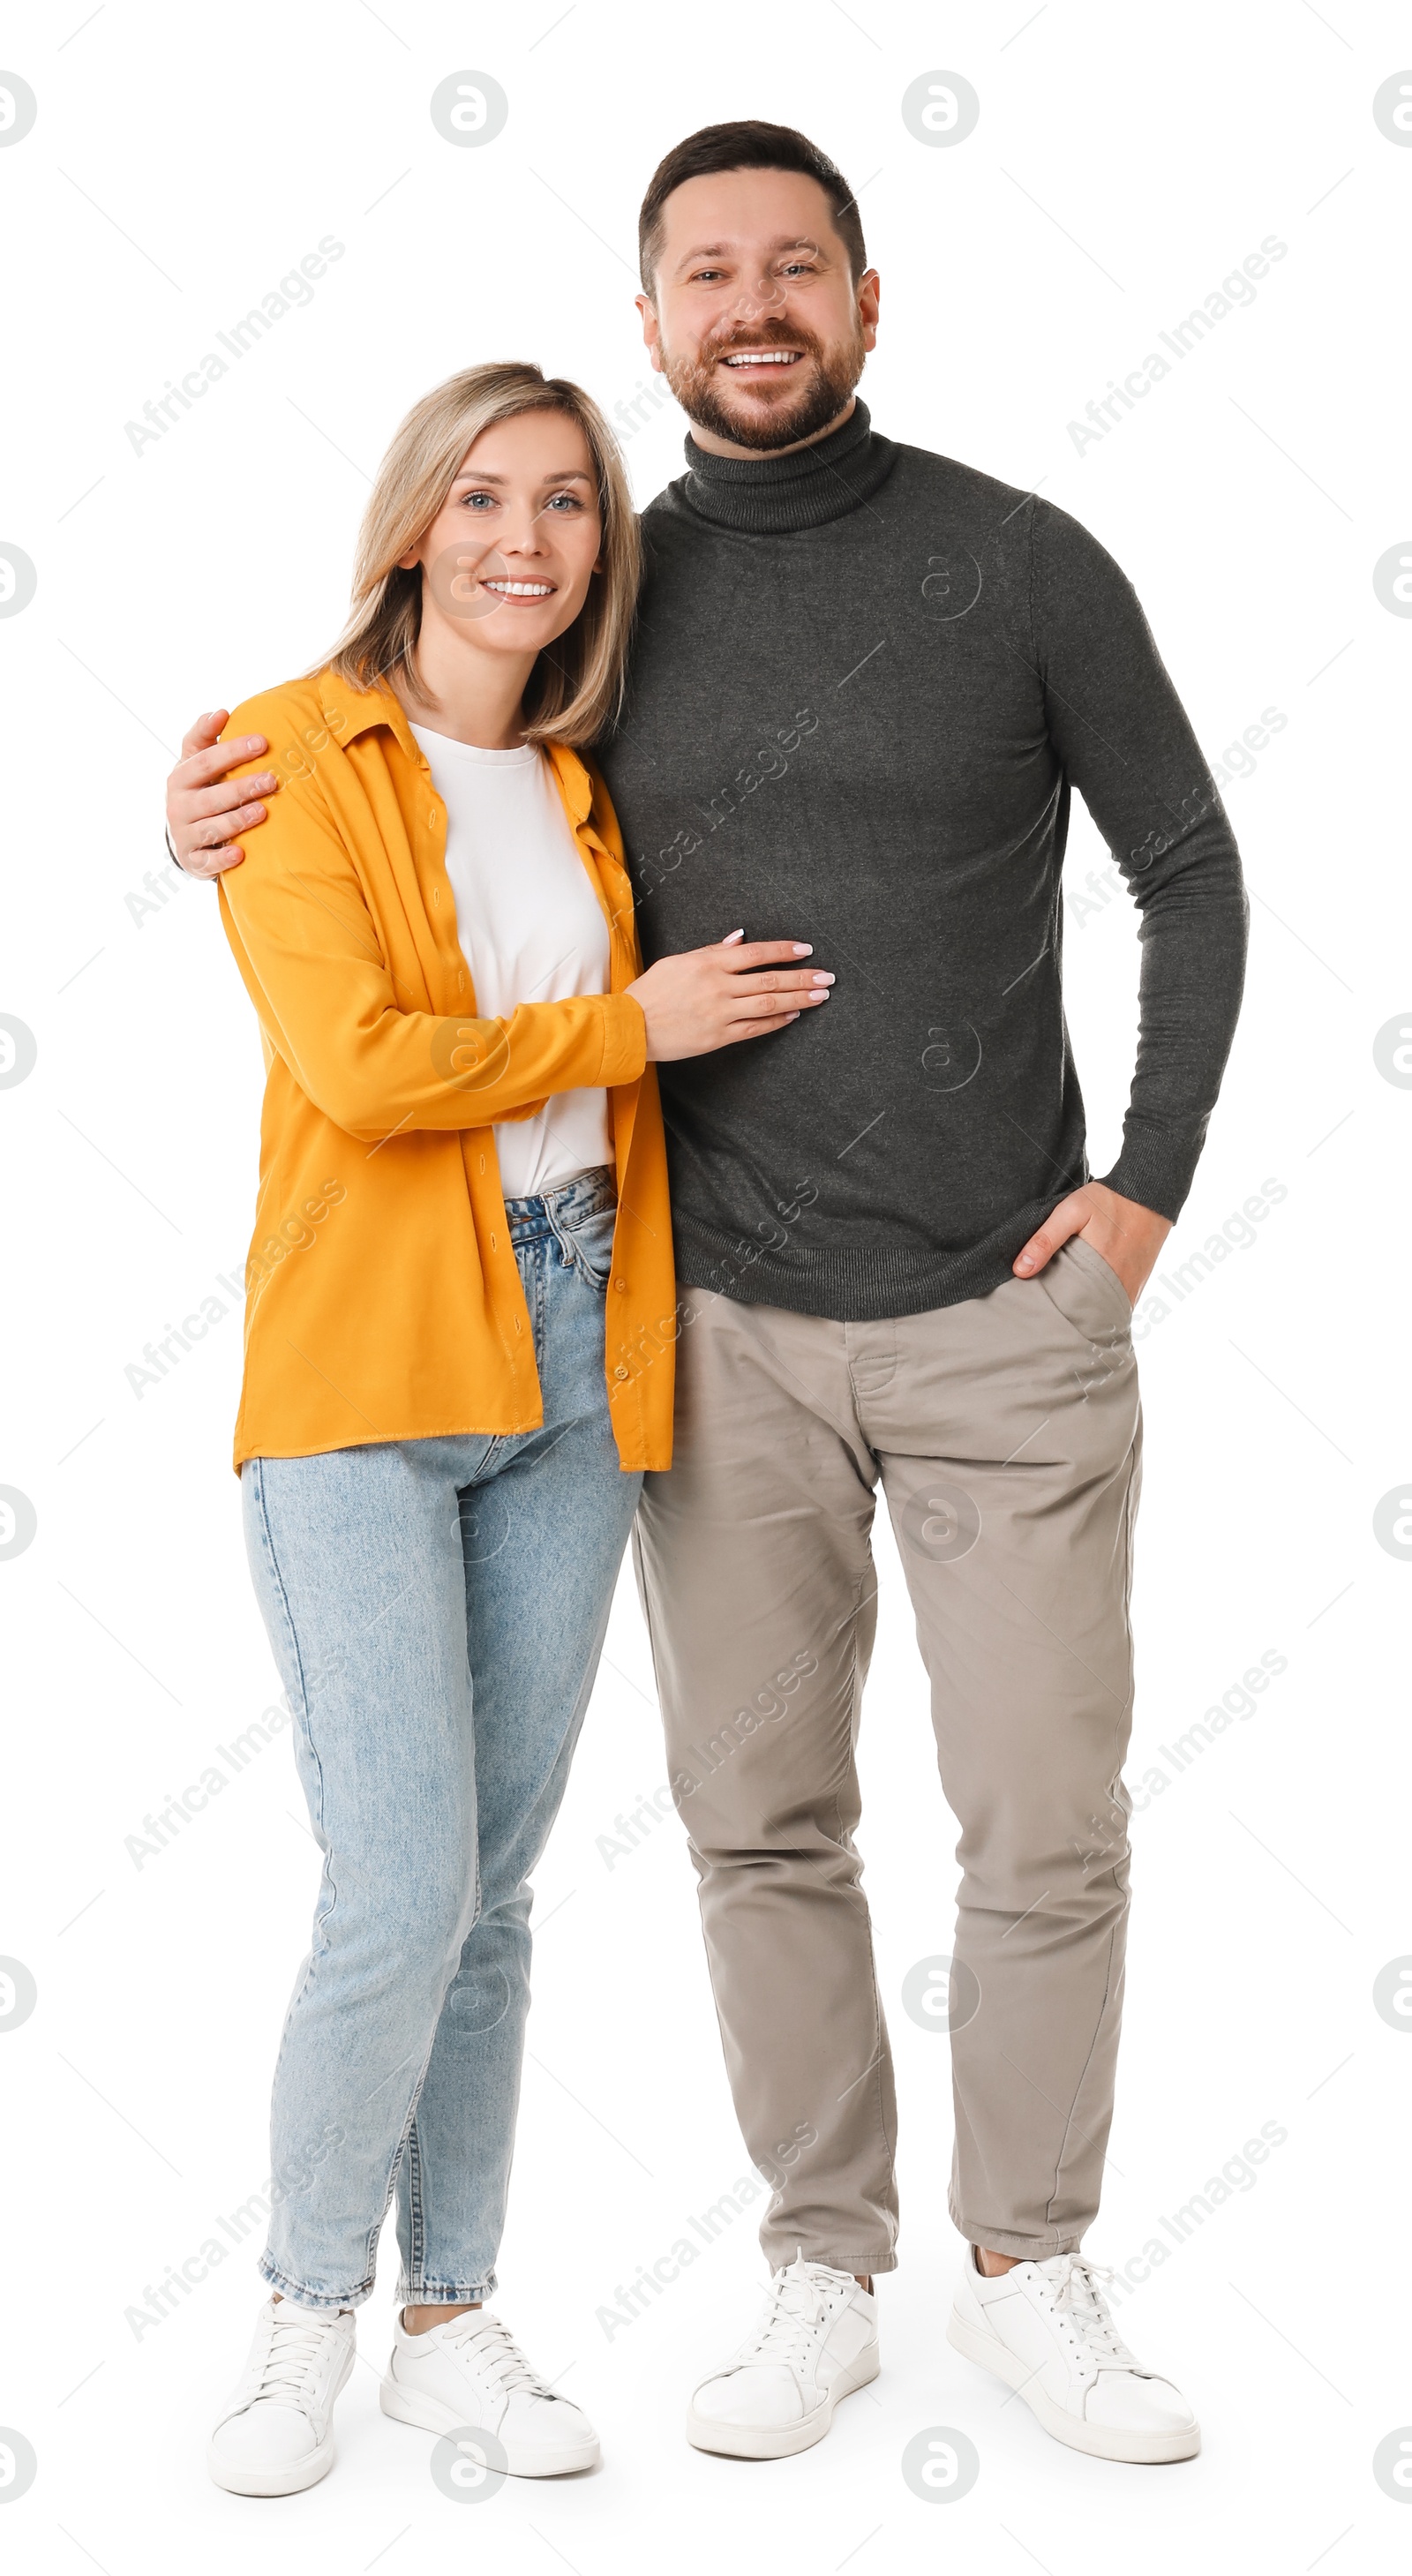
<box><xmin>1030</xmin><ymin>498</ymin><xmax>1249</xmax><ymax>1220</ymax></box>
<box><xmin>216</xmin><ymin>755</ymin><xmax>645</xmax><ymax>1145</ymax></box>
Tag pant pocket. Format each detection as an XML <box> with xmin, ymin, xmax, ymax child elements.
<box><xmin>1036</xmin><ymin>1237</ymin><xmax>1132</xmax><ymax>1347</ymax></box>
<box><xmin>561</xmin><ymin>1202</ymin><xmax>617</xmax><ymax>1292</ymax></box>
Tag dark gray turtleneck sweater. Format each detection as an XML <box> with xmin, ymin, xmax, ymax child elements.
<box><xmin>594</xmin><ymin>402</ymin><xmax>1248</xmax><ymax>1321</ymax></box>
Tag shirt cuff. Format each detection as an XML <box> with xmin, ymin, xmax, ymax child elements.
<box><xmin>599</xmin><ymin>992</ymin><xmax>649</xmax><ymax>1087</ymax></box>
<box><xmin>1096</xmin><ymin>1122</ymin><xmax>1208</xmax><ymax>1225</ymax></box>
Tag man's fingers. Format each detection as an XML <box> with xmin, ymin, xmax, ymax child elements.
<box><xmin>181</xmin><ymin>783</ymin><xmax>272</xmax><ymax>828</ymax></box>
<box><xmin>181</xmin><ymin>843</ymin><xmax>246</xmax><ymax>879</ymax></box>
<box><xmin>178</xmin><ymin>710</ymin><xmax>233</xmax><ymax>759</ymax></box>
<box><xmin>1013</xmin><ymin>1232</ymin><xmax>1059</xmax><ymax>1275</ymax></box>
<box><xmin>1013</xmin><ymin>1194</ymin><xmax>1086</xmax><ymax>1275</ymax></box>
<box><xmin>194</xmin><ymin>800</ymin><xmax>267</xmax><ymax>843</ymax></box>
<box><xmin>176</xmin><ymin>739</ymin><xmax>273</xmax><ymax>791</ymax></box>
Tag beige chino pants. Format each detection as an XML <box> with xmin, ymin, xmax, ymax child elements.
<box><xmin>634</xmin><ymin>1237</ymin><xmax>1142</xmax><ymax>2272</ymax></box>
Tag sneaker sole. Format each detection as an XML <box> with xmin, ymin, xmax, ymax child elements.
<box><xmin>686</xmin><ymin>2343</ymin><xmax>880</xmax><ymax>2460</ymax></box>
<box><xmin>946</xmin><ymin>2309</ymin><xmax>1199</xmax><ymax>2465</ymax></box>
<box><xmin>207</xmin><ymin>2434</ymin><xmax>339</xmax><ymax>2497</ymax></box>
<box><xmin>379</xmin><ymin>2374</ymin><xmax>599</xmax><ymax>2476</ymax></box>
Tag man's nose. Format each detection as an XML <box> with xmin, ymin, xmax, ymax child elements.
<box><xmin>732</xmin><ymin>274</ymin><xmax>787</xmax><ymax>324</ymax></box>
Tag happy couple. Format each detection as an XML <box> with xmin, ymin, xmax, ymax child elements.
<box><xmin>164</xmin><ymin>117</ymin><xmax>1247</xmax><ymax>2494</ymax></box>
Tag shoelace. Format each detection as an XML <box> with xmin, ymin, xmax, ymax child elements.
<box><xmin>733</xmin><ymin>2251</ymin><xmax>858</xmax><ymax>2375</ymax></box>
<box><xmin>252</xmin><ymin>2307</ymin><xmax>341</xmax><ymax>2405</ymax></box>
<box><xmin>1034</xmin><ymin>2255</ymin><xmax>1140</xmax><ymax>2369</ymax></box>
<box><xmin>437</xmin><ymin>2310</ymin><xmax>554</xmax><ymax>2400</ymax></box>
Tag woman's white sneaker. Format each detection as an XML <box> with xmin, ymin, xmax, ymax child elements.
<box><xmin>687</xmin><ymin>2253</ymin><xmax>880</xmax><ymax>2459</ymax></box>
<box><xmin>380</xmin><ymin>2308</ymin><xmax>599</xmax><ymax>2475</ymax></box>
<box><xmin>207</xmin><ymin>2296</ymin><xmax>356</xmax><ymax>2495</ymax></box>
<box><xmin>948</xmin><ymin>2245</ymin><xmax>1199</xmax><ymax>2463</ymax></box>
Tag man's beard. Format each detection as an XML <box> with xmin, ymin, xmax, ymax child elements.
<box><xmin>659</xmin><ymin>319</ymin><xmax>866</xmax><ymax>454</ymax></box>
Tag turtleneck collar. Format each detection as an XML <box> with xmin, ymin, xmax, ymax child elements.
<box><xmin>677</xmin><ymin>399</ymin><xmax>896</xmax><ymax>536</ymax></box>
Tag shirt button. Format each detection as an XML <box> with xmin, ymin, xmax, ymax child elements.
<box><xmin>613</xmin><ymin>1363</ymin><xmax>629</xmax><ymax>1380</ymax></box>
<box><xmin>614</xmin><ymin>1278</ymin><xmax>628</xmax><ymax>1293</ymax></box>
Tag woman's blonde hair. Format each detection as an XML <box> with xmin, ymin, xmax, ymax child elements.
<box><xmin>322</xmin><ymin>362</ymin><xmax>641</xmax><ymax>747</ymax></box>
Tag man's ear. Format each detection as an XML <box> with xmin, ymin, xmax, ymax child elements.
<box><xmin>635</xmin><ymin>289</ymin><xmax>665</xmax><ymax>373</ymax></box>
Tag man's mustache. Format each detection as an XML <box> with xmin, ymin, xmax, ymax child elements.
<box><xmin>702</xmin><ymin>324</ymin><xmax>823</xmax><ymax>364</ymax></box>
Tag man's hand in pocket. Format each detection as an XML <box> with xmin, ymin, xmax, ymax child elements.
<box><xmin>1013</xmin><ymin>1181</ymin><xmax>1172</xmax><ymax>1306</ymax></box>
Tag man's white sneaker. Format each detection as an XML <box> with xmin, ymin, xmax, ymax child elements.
<box><xmin>948</xmin><ymin>2245</ymin><xmax>1199</xmax><ymax>2464</ymax></box>
<box><xmin>380</xmin><ymin>2308</ymin><xmax>599</xmax><ymax>2476</ymax></box>
<box><xmin>207</xmin><ymin>2296</ymin><xmax>356</xmax><ymax>2495</ymax></box>
<box><xmin>687</xmin><ymin>2252</ymin><xmax>880</xmax><ymax>2460</ymax></box>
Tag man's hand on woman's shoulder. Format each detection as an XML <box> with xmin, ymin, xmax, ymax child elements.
<box><xmin>165</xmin><ymin>710</ymin><xmax>277</xmax><ymax>879</ymax></box>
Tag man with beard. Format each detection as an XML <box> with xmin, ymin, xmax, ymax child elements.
<box><xmin>165</xmin><ymin>121</ymin><xmax>1245</xmax><ymax>2470</ymax></box>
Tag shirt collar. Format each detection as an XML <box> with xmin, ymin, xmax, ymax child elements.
<box><xmin>316</xmin><ymin>668</ymin><xmax>408</xmax><ymax>750</ymax></box>
<box><xmin>315</xmin><ymin>669</ymin><xmax>595</xmax><ymax>824</ymax></box>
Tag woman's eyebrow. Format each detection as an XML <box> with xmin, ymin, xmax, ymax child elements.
<box><xmin>450</xmin><ymin>468</ymin><xmax>594</xmax><ymax>486</ymax></box>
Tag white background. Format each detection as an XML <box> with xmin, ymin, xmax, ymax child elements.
<box><xmin>1</xmin><ymin>2</ymin><xmax>1407</xmax><ymax>2570</ymax></box>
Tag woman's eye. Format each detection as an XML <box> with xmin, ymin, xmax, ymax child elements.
<box><xmin>461</xmin><ymin>492</ymin><xmax>496</xmax><ymax>509</ymax></box>
<box><xmin>545</xmin><ymin>492</ymin><xmax>582</xmax><ymax>511</ymax></box>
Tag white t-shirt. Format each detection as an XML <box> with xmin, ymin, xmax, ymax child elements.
<box><xmin>411</xmin><ymin>726</ymin><xmax>613</xmax><ymax>1199</ymax></box>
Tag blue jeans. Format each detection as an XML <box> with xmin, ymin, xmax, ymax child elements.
<box><xmin>240</xmin><ymin>1168</ymin><xmax>641</xmax><ymax>2311</ymax></box>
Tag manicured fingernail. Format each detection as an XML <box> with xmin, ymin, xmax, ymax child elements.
<box><xmin>792</xmin><ymin>943</ymin><xmax>813</xmax><ymax>955</ymax></box>
<box><xmin>1017</xmin><ymin>1256</ymin><xmax>1034</xmax><ymax>1271</ymax></box>
<box><xmin>813</xmin><ymin>973</ymin><xmax>834</xmax><ymax>985</ymax></box>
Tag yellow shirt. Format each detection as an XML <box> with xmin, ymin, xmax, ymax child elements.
<box><xmin>215</xmin><ymin>668</ymin><xmax>675</xmax><ymax>1472</ymax></box>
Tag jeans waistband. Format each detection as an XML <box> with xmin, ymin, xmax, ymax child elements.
<box><xmin>502</xmin><ymin>1164</ymin><xmax>617</xmax><ymax>1247</ymax></box>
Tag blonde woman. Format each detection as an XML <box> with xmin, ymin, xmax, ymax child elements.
<box><xmin>202</xmin><ymin>364</ymin><xmax>830</xmax><ymax>2497</ymax></box>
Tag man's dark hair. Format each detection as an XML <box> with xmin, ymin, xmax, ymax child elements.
<box><xmin>637</xmin><ymin>121</ymin><xmax>867</xmax><ymax>293</ymax></box>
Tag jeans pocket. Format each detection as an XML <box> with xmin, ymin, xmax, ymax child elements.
<box><xmin>564</xmin><ymin>1203</ymin><xmax>617</xmax><ymax>1292</ymax></box>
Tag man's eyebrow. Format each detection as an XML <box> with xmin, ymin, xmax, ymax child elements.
<box><xmin>674</xmin><ymin>234</ymin><xmax>825</xmax><ymax>270</ymax></box>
